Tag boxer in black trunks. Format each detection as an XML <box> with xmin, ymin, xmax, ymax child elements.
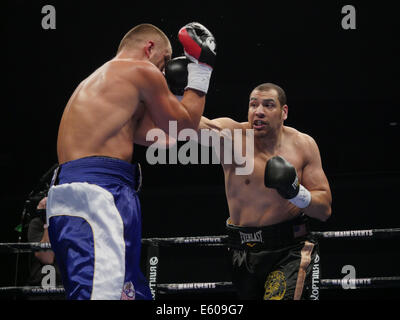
<box><xmin>198</xmin><ymin>83</ymin><xmax>332</xmax><ymax>300</ymax></box>
<box><xmin>163</xmin><ymin>59</ymin><xmax>332</xmax><ymax>299</ymax></box>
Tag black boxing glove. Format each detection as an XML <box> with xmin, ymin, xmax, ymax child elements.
<box><xmin>264</xmin><ymin>156</ymin><xmax>311</xmax><ymax>209</ymax></box>
<box><xmin>178</xmin><ymin>22</ymin><xmax>216</xmax><ymax>94</ymax></box>
<box><xmin>164</xmin><ymin>56</ymin><xmax>189</xmax><ymax>98</ymax></box>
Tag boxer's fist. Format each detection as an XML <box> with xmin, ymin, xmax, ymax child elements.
<box><xmin>164</xmin><ymin>56</ymin><xmax>189</xmax><ymax>96</ymax></box>
<box><xmin>178</xmin><ymin>22</ymin><xmax>216</xmax><ymax>69</ymax></box>
<box><xmin>264</xmin><ymin>156</ymin><xmax>299</xmax><ymax>199</ymax></box>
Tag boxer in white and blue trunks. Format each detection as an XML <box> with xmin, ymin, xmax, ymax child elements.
<box><xmin>48</xmin><ymin>156</ymin><xmax>148</xmax><ymax>299</ymax></box>
<box><xmin>47</xmin><ymin>23</ymin><xmax>216</xmax><ymax>299</ymax></box>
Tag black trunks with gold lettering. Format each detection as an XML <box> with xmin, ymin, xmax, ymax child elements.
<box><xmin>226</xmin><ymin>215</ymin><xmax>320</xmax><ymax>300</ymax></box>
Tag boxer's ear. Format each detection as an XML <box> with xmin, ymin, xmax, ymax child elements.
<box><xmin>144</xmin><ymin>41</ymin><xmax>155</xmax><ymax>58</ymax></box>
<box><xmin>282</xmin><ymin>105</ymin><xmax>288</xmax><ymax>121</ymax></box>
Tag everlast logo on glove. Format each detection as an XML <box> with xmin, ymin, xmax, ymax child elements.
<box><xmin>291</xmin><ymin>176</ymin><xmax>299</xmax><ymax>191</ymax></box>
<box><xmin>239</xmin><ymin>230</ymin><xmax>263</xmax><ymax>247</ymax></box>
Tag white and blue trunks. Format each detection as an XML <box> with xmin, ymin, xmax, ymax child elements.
<box><xmin>46</xmin><ymin>156</ymin><xmax>152</xmax><ymax>300</ymax></box>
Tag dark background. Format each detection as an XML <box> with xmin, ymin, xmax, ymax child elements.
<box><xmin>1</xmin><ymin>1</ymin><xmax>399</xmax><ymax>300</ymax></box>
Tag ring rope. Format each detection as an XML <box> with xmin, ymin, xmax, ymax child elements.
<box><xmin>320</xmin><ymin>276</ymin><xmax>400</xmax><ymax>289</ymax></box>
<box><xmin>312</xmin><ymin>228</ymin><xmax>400</xmax><ymax>239</ymax></box>
<box><xmin>0</xmin><ymin>242</ymin><xmax>52</xmax><ymax>253</ymax></box>
<box><xmin>2</xmin><ymin>228</ymin><xmax>400</xmax><ymax>253</ymax></box>
<box><xmin>2</xmin><ymin>276</ymin><xmax>400</xmax><ymax>296</ymax></box>
<box><xmin>0</xmin><ymin>286</ymin><xmax>65</xmax><ymax>295</ymax></box>
<box><xmin>142</xmin><ymin>235</ymin><xmax>228</xmax><ymax>246</ymax></box>
<box><xmin>158</xmin><ymin>277</ymin><xmax>400</xmax><ymax>292</ymax></box>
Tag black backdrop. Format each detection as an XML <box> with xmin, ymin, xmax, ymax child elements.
<box><xmin>1</xmin><ymin>1</ymin><xmax>399</xmax><ymax>300</ymax></box>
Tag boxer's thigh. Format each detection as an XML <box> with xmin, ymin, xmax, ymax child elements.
<box><xmin>262</xmin><ymin>240</ymin><xmax>318</xmax><ymax>300</ymax></box>
<box><xmin>47</xmin><ymin>182</ymin><xmax>126</xmax><ymax>300</ymax></box>
<box><xmin>231</xmin><ymin>250</ymin><xmax>261</xmax><ymax>299</ymax></box>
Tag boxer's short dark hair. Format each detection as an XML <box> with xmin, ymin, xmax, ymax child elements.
<box><xmin>252</xmin><ymin>83</ymin><xmax>287</xmax><ymax>107</ymax></box>
<box><xmin>118</xmin><ymin>24</ymin><xmax>170</xmax><ymax>53</ymax></box>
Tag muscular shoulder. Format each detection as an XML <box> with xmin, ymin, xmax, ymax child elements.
<box><xmin>284</xmin><ymin>126</ymin><xmax>319</xmax><ymax>160</ymax></box>
<box><xmin>106</xmin><ymin>59</ymin><xmax>161</xmax><ymax>83</ymax></box>
<box><xmin>284</xmin><ymin>126</ymin><xmax>315</xmax><ymax>143</ymax></box>
<box><xmin>104</xmin><ymin>59</ymin><xmax>165</xmax><ymax>101</ymax></box>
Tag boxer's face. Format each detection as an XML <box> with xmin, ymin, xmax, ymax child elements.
<box><xmin>248</xmin><ymin>89</ymin><xmax>288</xmax><ymax>136</ymax></box>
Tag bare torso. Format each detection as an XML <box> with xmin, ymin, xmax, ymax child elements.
<box><xmin>222</xmin><ymin>125</ymin><xmax>307</xmax><ymax>227</ymax></box>
<box><xmin>57</xmin><ymin>59</ymin><xmax>152</xmax><ymax>164</ymax></box>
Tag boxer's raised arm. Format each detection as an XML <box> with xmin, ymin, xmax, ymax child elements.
<box><xmin>138</xmin><ymin>64</ymin><xmax>206</xmax><ymax>134</ymax></box>
<box><xmin>134</xmin><ymin>109</ymin><xmax>177</xmax><ymax>147</ymax></box>
<box><xmin>199</xmin><ymin>116</ymin><xmax>245</xmax><ymax>132</ymax></box>
<box><xmin>138</xmin><ymin>22</ymin><xmax>216</xmax><ymax>135</ymax></box>
<box><xmin>198</xmin><ymin>117</ymin><xmax>247</xmax><ymax>146</ymax></box>
<box><xmin>196</xmin><ymin>117</ymin><xmax>248</xmax><ymax>166</ymax></box>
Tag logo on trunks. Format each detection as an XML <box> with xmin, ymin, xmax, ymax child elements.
<box><xmin>121</xmin><ymin>281</ymin><xmax>135</xmax><ymax>300</ymax></box>
<box><xmin>264</xmin><ymin>270</ymin><xmax>286</xmax><ymax>300</ymax></box>
<box><xmin>146</xmin><ymin>121</ymin><xmax>255</xmax><ymax>175</ymax></box>
<box><xmin>239</xmin><ymin>230</ymin><xmax>263</xmax><ymax>247</ymax></box>
<box><xmin>148</xmin><ymin>256</ymin><xmax>159</xmax><ymax>299</ymax></box>
<box><xmin>309</xmin><ymin>254</ymin><xmax>320</xmax><ymax>300</ymax></box>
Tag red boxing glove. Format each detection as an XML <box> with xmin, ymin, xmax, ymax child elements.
<box><xmin>177</xmin><ymin>22</ymin><xmax>216</xmax><ymax>94</ymax></box>
<box><xmin>178</xmin><ymin>22</ymin><xmax>216</xmax><ymax>69</ymax></box>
